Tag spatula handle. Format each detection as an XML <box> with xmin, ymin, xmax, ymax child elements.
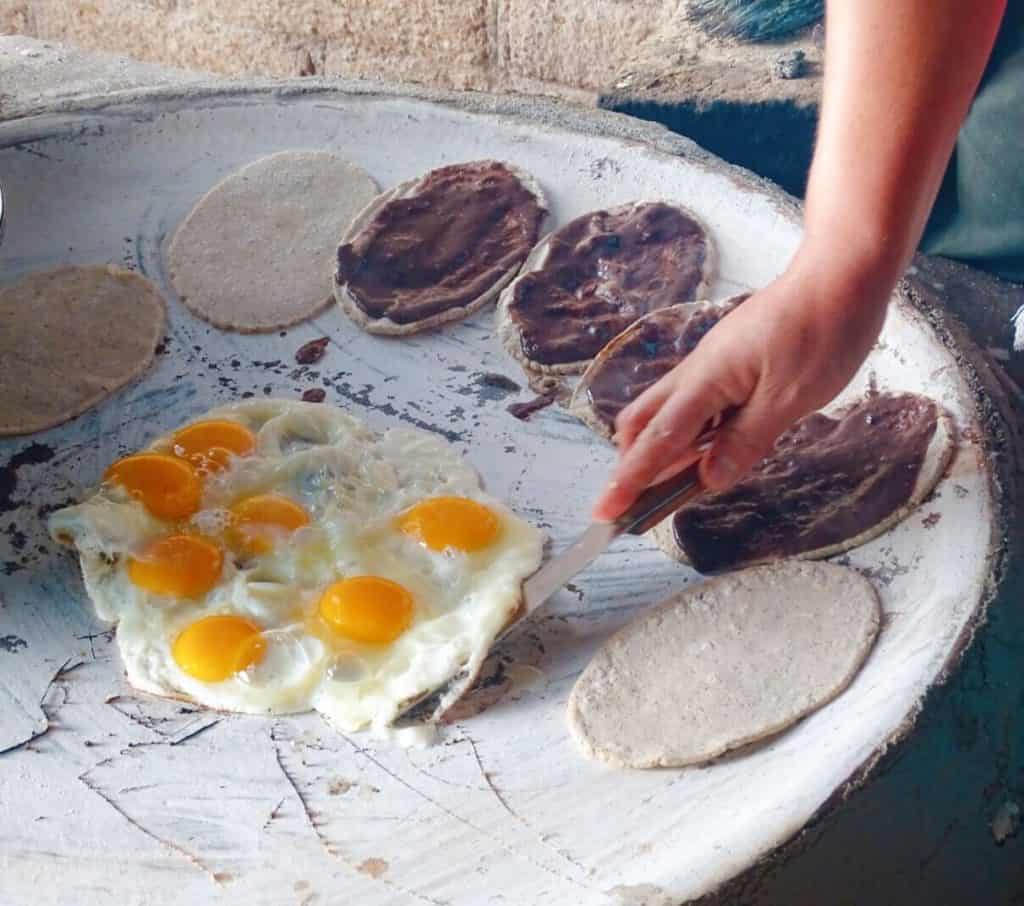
<box><xmin>616</xmin><ymin>461</ymin><xmax>704</xmax><ymax>536</ymax></box>
<box><xmin>614</xmin><ymin>424</ymin><xmax>718</xmax><ymax>536</ymax></box>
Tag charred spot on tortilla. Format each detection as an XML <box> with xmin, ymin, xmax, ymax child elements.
<box><xmin>660</xmin><ymin>392</ymin><xmax>956</xmax><ymax>573</ymax></box>
<box><xmin>335</xmin><ymin>160</ymin><xmax>547</xmax><ymax>335</ymax></box>
<box><xmin>497</xmin><ymin>201</ymin><xmax>716</xmax><ymax>375</ymax></box>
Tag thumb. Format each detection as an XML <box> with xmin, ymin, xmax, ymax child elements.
<box><xmin>700</xmin><ymin>394</ymin><xmax>798</xmax><ymax>492</ymax></box>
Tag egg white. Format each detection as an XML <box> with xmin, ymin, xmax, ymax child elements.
<box><xmin>49</xmin><ymin>400</ymin><xmax>544</xmax><ymax>731</ymax></box>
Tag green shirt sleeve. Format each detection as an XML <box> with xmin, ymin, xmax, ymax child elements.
<box><xmin>921</xmin><ymin>2</ymin><xmax>1024</xmax><ymax>282</ymax></box>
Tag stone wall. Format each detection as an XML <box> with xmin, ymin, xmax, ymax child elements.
<box><xmin>0</xmin><ymin>0</ymin><xmax>691</xmax><ymax>99</ymax></box>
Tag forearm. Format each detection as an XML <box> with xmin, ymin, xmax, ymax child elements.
<box><xmin>800</xmin><ymin>0</ymin><xmax>1006</xmax><ymax>292</ymax></box>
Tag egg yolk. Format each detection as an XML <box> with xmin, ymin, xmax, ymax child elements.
<box><xmin>396</xmin><ymin>496</ymin><xmax>500</xmax><ymax>553</ymax></box>
<box><xmin>228</xmin><ymin>493</ymin><xmax>310</xmax><ymax>555</ymax></box>
<box><xmin>127</xmin><ymin>534</ymin><xmax>224</xmax><ymax>599</ymax></box>
<box><xmin>105</xmin><ymin>453</ymin><xmax>202</xmax><ymax>520</ymax></box>
<box><xmin>172</xmin><ymin>614</ymin><xmax>266</xmax><ymax>683</ymax></box>
<box><xmin>171</xmin><ymin>419</ymin><xmax>256</xmax><ymax>472</ymax></box>
<box><xmin>318</xmin><ymin>577</ymin><xmax>414</xmax><ymax>645</ymax></box>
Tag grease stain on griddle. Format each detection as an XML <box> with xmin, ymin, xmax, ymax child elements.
<box><xmin>2</xmin><ymin>520</ymin><xmax>32</xmax><ymax>574</ymax></box>
<box><xmin>517</xmin><ymin>506</ymin><xmax>552</xmax><ymax>531</ymax></box>
<box><xmin>587</xmin><ymin>157</ymin><xmax>622</xmax><ymax>180</ymax></box>
<box><xmin>0</xmin><ymin>635</ymin><xmax>28</xmax><ymax>653</ymax></box>
<box><xmin>328</xmin><ymin>778</ymin><xmax>355</xmax><ymax>796</ymax></box>
<box><xmin>356</xmin><ymin>858</ymin><xmax>389</xmax><ymax>879</ymax></box>
<box><xmin>329</xmin><ymin>377</ymin><xmax>466</xmax><ymax>443</ymax></box>
<box><xmin>565</xmin><ymin>582</ymin><xmax>585</xmax><ymax>603</ymax></box>
<box><xmin>0</xmin><ymin>443</ymin><xmax>56</xmax><ymax>514</ymax></box>
<box><xmin>475</xmin><ymin>371</ymin><xmax>521</xmax><ymax>399</ymax></box>
<box><xmin>441</xmin><ymin>658</ymin><xmax>512</xmax><ymax>722</ymax></box>
<box><xmin>5</xmin><ymin>522</ymin><xmax>27</xmax><ymax>551</ymax></box>
<box><xmin>37</xmin><ymin>496</ymin><xmax>77</xmax><ymax>524</ymax></box>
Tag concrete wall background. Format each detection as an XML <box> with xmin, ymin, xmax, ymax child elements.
<box><xmin>0</xmin><ymin>0</ymin><xmax>692</xmax><ymax>99</ymax></box>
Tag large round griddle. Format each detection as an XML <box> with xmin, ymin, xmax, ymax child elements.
<box><xmin>0</xmin><ymin>82</ymin><xmax>1004</xmax><ymax>906</ymax></box>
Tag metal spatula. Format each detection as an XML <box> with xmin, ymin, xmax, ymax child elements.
<box><xmin>394</xmin><ymin>456</ymin><xmax>707</xmax><ymax>725</ymax></box>
<box><xmin>515</xmin><ymin>459</ymin><xmax>705</xmax><ymax>626</ymax></box>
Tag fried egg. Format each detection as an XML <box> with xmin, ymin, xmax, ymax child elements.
<box><xmin>49</xmin><ymin>400</ymin><xmax>544</xmax><ymax>732</ymax></box>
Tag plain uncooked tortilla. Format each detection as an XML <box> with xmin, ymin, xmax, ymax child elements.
<box><xmin>567</xmin><ymin>561</ymin><xmax>881</xmax><ymax>769</ymax></box>
<box><xmin>0</xmin><ymin>265</ymin><xmax>166</xmax><ymax>436</ymax></box>
<box><xmin>168</xmin><ymin>151</ymin><xmax>378</xmax><ymax>333</ymax></box>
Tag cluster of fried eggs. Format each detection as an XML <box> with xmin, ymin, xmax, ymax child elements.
<box><xmin>49</xmin><ymin>400</ymin><xmax>544</xmax><ymax>731</ymax></box>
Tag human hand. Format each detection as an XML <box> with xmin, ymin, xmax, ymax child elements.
<box><xmin>591</xmin><ymin>253</ymin><xmax>892</xmax><ymax>521</ymax></box>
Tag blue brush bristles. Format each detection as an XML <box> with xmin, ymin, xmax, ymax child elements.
<box><xmin>688</xmin><ymin>0</ymin><xmax>823</xmax><ymax>42</ymax></box>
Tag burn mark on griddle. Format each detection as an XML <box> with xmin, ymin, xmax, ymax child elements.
<box><xmin>587</xmin><ymin>157</ymin><xmax>622</xmax><ymax>180</ymax></box>
<box><xmin>517</xmin><ymin>505</ymin><xmax>553</xmax><ymax>530</ymax></box>
<box><xmin>4</xmin><ymin>522</ymin><xmax>27</xmax><ymax>552</ymax></box>
<box><xmin>0</xmin><ymin>635</ymin><xmax>28</xmax><ymax>653</ymax></box>
<box><xmin>923</xmin><ymin>512</ymin><xmax>942</xmax><ymax>528</ymax></box>
<box><xmin>854</xmin><ymin>551</ymin><xmax>917</xmax><ymax>587</ymax></box>
<box><xmin>8</xmin><ymin>141</ymin><xmax>53</xmax><ymax>161</ymax></box>
<box><xmin>302</xmin><ymin>388</ymin><xmax>326</xmax><ymax>403</ymax></box>
<box><xmin>0</xmin><ymin>443</ymin><xmax>56</xmax><ymax>514</ymax></box>
<box><xmin>441</xmin><ymin>659</ymin><xmax>512</xmax><ymax>722</ymax></box>
<box><xmin>565</xmin><ymin>582</ymin><xmax>585</xmax><ymax>603</ymax></box>
<box><xmin>36</xmin><ymin>495</ymin><xmax>76</xmax><ymax>527</ymax></box>
<box><xmin>357</xmin><ymin>858</ymin><xmax>389</xmax><ymax>880</ymax></box>
<box><xmin>330</xmin><ymin>378</ymin><xmax>466</xmax><ymax>443</ymax></box>
<box><xmin>507</xmin><ymin>394</ymin><xmax>555</xmax><ymax>421</ymax></box>
<box><xmin>474</xmin><ymin>372</ymin><xmax>521</xmax><ymax>400</ymax></box>
<box><xmin>11</xmin><ymin>493</ymin><xmax>75</xmax><ymax>578</ymax></box>
<box><xmin>252</xmin><ymin>359</ymin><xmax>286</xmax><ymax>374</ymax></box>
